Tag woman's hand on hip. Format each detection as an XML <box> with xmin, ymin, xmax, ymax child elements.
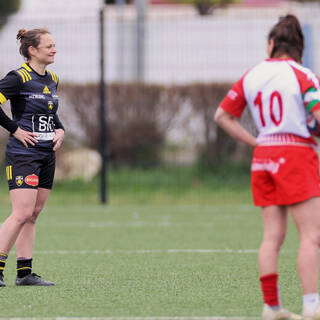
<box><xmin>13</xmin><ymin>127</ymin><xmax>38</xmax><ymax>148</ymax></box>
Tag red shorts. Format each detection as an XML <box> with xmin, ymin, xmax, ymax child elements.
<box><xmin>251</xmin><ymin>145</ymin><xmax>320</xmax><ymax>206</ymax></box>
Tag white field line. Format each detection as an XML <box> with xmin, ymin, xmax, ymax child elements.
<box><xmin>37</xmin><ymin>221</ymin><xmax>243</xmax><ymax>228</ymax></box>
<box><xmin>27</xmin><ymin>249</ymin><xmax>296</xmax><ymax>255</ymax></box>
<box><xmin>0</xmin><ymin>317</ymin><xmax>260</xmax><ymax>320</ymax></box>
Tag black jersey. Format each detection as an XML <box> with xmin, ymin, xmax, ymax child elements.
<box><xmin>0</xmin><ymin>63</ymin><xmax>64</xmax><ymax>154</ymax></box>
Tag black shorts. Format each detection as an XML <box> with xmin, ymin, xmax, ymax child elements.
<box><xmin>5</xmin><ymin>152</ymin><xmax>55</xmax><ymax>190</ymax></box>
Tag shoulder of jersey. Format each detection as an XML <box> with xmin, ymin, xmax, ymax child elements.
<box><xmin>14</xmin><ymin>63</ymin><xmax>59</xmax><ymax>85</ymax></box>
<box><xmin>287</xmin><ymin>60</ymin><xmax>309</xmax><ymax>73</ymax></box>
<box><xmin>15</xmin><ymin>63</ymin><xmax>33</xmax><ymax>83</ymax></box>
<box><xmin>287</xmin><ymin>60</ymin><xmax>319</xmax><ymax>86</ymax></box>
<box><xmin>46</xmin><ymin>69</ymin><xmax>59</xmax><ymax>84</ymax></box>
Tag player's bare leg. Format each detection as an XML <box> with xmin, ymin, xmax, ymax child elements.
<box><xmin>0</xmin><ymin>189</ymin><xmax>38</xmax><ymax>286</ymax></box>
<box><xmin>0</xmin><ymin>189</ymin><xmax>37</xmax><ymax>253</ymax></box>
<box><xmin>16</xmin><ymin>188</ymin><xmax>51</xmax><ymax>258</ymax></box>
<box><xmin>259</xmin><ymin>206</ymin><xmax>301</xmax><ymax>319</ymax></box>
<box><xmin>259</xmin><ymin>205</ymin><xmax>287</xmax><ymax>276</ymax></box>
<box><xmin>15</xmin><ymin>187</ymin><xmax>53</xmax><ymax>286</ymax></box>
<box><xmin>290</xmin><ymin>197</ymin><xmax>320</xmax><ymax>319</ymax></box>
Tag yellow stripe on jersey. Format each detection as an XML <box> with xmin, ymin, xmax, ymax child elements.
<box><xmin>0</xmin><ymin>92</ymin><xmax>7</xmax><ymax>104</ymax></box>
<box><xmin>22</xmin><ymin>63</ymin><xmax>32</xmax><ymax>72</ymax></box>
<box><xmin>22</xmin><ymin>70</ymin><xmax>32</xmax><ymax>80</ymax></box>
<box><xmin>17</xmin><ymin>69</ymin><xmax>32</xmax><ymax>83</ymax></box>
<box><xmin>20</xmin><ymin>69</ymin><xmax>32</xmax><ymax>81</ymax></box>
<box><xmin>17</xmin><ymin>70</ymin><xmax>26</xmax><ymax>83</ymax></box>
<box><xmin>6</xmin><ymin>165</ymin><xmax>12</xmax><ymax>181</ymax></box>
<box><xmin>48</xmin><ymin>70</ymin><xmax>58</xmax><ymax>84</ymax></box>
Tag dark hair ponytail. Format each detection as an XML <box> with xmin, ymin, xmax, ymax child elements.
<box><xmin>268</xmin><ymin>14</ymin><xmax>304</xmax><ymax>63</ymax></box>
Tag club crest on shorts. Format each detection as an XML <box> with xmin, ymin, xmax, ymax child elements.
<box><xmin>24</xmin><ymin>174</ymin><xmax>39</xmax><ymax>187</ymax></box>
<box><xmin>15</xmin><ymin>176</ymin><xmax>24</xmax><ymax>186</ymax></box>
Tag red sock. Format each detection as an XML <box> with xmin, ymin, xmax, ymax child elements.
<box><xmin>260</xmin><ymin>273</ymin><xmax>279</xmax><ymax>306</ymax></box>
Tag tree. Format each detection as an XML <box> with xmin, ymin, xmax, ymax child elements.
<box><xmin>197</xmin><ymin>0</ymin><xmax>236</xmax><ymax>15</ymax></box>
<box><xmin>178</xmin><ymin>0</ymin><xmax>238</xmax><ymax>16</ymax></box>
<box><xmin>0</xmin><ymin>0</ymin><xmax>21</xmax><ymax>30</ymax></box>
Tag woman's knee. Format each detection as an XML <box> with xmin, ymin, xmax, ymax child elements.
<box><xmin>12</xmin><ymin>205</ymin><xmax>43</xmax><ymax>225</ymax></box>
<box><xmin>34</xmin><ymin>204</ymin><xmax>44</xmax><ymax>215</ymax></box>
<box><xmin>263</xmin><ymin>232</ymin><xmax>286</xmax><ymax>250</ymax></box>
<box><xmin>29</xmin><ymin>204</ymin><xmax>45</xmax><ymax>223</ymax></box>
<box><xmin>302</xmin><ymin>232</ymin><xmax>320</xmax><ymax>247</ymax></box>
<box><xmin>11</xmin><ymin>209</ymin><xmax>34</xmax><ymax>225</ymax></box>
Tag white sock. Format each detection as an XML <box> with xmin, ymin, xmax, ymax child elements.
<box><xmin>303</xmin><ymin>293</ymin><xmax>319</xmax><ymax>313</ymax></box>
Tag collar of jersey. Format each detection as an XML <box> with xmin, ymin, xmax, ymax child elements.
<box><xmin>22</xmin><ymin>62</ymin><xmax>32</xmax><ymax>72</ymax></box>
<box><xmin>22</xmin><ymin>63</ymin><xmax>48</xmax><ymax>77</ymax></box>
<box><xmin>265</xmin><ymin>58</ymin><xmax>295</xmax><ymax>62</ymax></box>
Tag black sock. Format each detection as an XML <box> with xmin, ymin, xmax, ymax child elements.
<box><xmin>16</xmin><ymin>258</ymin><xmax>32</xmax><ymax>278</ymax></box>
<box><xmin>0</xmin><ymin>252</ymin><xmax>8</xmax><ymax>276</ymax></box>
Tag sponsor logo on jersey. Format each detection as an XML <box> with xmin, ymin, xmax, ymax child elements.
<box><xmin>48</xmin><ymin>101</ymin><xmax>54</xmax><ymax>110</ymax></box>
<box><xmin>15</xmin><ymin>176</ymin><xmax>24</xmax><ymax>187</ymax></box>
<box><xmin>227</xmin><ymin>89</ymin><xmax>238</xmax><ymax>100</ymax></box>
<box><xmin>24</xmin><ymin>174</ymin><xmax>39</xmax><ymax>187</ymax></box>
<box><xmin>29</xmin><ymin>94</ymin><xmax>46</xmax><ymax>100</ymax></box>
<box><xmin>43</xmin><ymin>85</ymin><xmax>51</xmax><ymax>94</ymax></box>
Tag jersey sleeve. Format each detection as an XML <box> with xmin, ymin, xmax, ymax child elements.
<box><xmin>47</xmin><ymin>70</ymin><xmax>59</xmax><ymax>88</ymax></box>
<box><xmin>0</xmin><ymin>72</ymin><xmax>20</xmax><ymax>133</ymax></box>
<box><xmin>290</xmin><ymin>65</ymin><xmax>320</xmax><ymax>113</ymax></box>
<box><xmin>54</xmin><ymin>114</ymin><xmax>64</xmax><ymax>131</ymax></box>
<box><xmin>0</xmin><ymin>71</ymin><xmax>21</xmax><ymax>103</ymax></box>
<box><xmin>304</xmin><ymin>84</ymin><xmax>320</xmax><ymax>113</ymax></box>
<box><xmin>219</xmin><ymin>77</ymin><xmax>247</xmax><ymax>117</ymax></box>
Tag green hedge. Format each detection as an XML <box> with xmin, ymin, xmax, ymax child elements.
<box><xmin>60</xmin><ymin>82</ymin><xmax>255</xmax><ymax>169</ymax></box>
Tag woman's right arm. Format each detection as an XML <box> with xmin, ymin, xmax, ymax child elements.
<box><xmin>214</xmin><ymin>106</ymin><xmax>257</xmax><ymax>148</ymax></box>
<box><xmin>0</xmin><ymin>72</ymin><xmax>38</xmax><ymax>147</ymax></box>
<box><xmin>12</xmin><ymin>128</ymin><xmax>38</xmax><ymax>148</ymax></box>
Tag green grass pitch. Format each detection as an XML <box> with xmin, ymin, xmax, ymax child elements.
<box><xmin>0</xmin><ymin>202</ymin><xmax>302</xmax><ymax>318</ymax></box>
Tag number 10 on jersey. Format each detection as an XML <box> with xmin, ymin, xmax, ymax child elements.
<box><xmin>254</xmin><ymin>91</ymin><xmax>283</xmax><ymax>127</ymax></box>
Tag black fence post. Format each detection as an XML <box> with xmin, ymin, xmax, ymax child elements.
<box><xmin>99</xmin><ymin>6</ymin><xmax>108</xmax><ymax>204</ymax></box>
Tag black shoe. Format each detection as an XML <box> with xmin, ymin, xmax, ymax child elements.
<box><xmin>0</xmin><ymin>274</ymin><xmax>6</xmax><ymax>287</ymax></box>
<box><xmin>15</xmin><ymin>273</ymin><xmax>54</xmax><ymax>286</ymax></box>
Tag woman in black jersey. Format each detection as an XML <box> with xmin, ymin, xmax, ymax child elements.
<box><xmin>0</xmin><ymin>28</ymin><xmax>64</xmax><ymax>286</ymax></box>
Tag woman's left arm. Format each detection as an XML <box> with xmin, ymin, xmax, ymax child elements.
<box><xmin>53</xmin><ymin>128</ymin><xmax>64</xmax><ymax>151</ymax></box>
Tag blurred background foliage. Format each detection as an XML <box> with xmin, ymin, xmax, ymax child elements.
<box><xmin>0</xmin><ymin>0</ymin><xmax>21</xmax><ymax>30</ymax></box>
<box><xmin>59</xmin><ymin>82</ymin><xmax>254</xmax><ymax>169</ymax></box>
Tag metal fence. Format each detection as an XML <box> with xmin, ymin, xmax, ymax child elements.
<box><xmin>2</xmin><ymin>1</ymin><xmax>320</xmax><ymax>84</ymax></box>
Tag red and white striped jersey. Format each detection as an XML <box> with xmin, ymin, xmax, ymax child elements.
<box><xmin>220</xmin><ymin>58</ymin><xmax>320</xmax><ymax>145</ymax></box>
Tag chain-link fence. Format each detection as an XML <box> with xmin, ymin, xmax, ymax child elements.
<box><xmin>0</xmin><ymin>0</ymin><xmax>319</xmax><ymax>203</ymax></box>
